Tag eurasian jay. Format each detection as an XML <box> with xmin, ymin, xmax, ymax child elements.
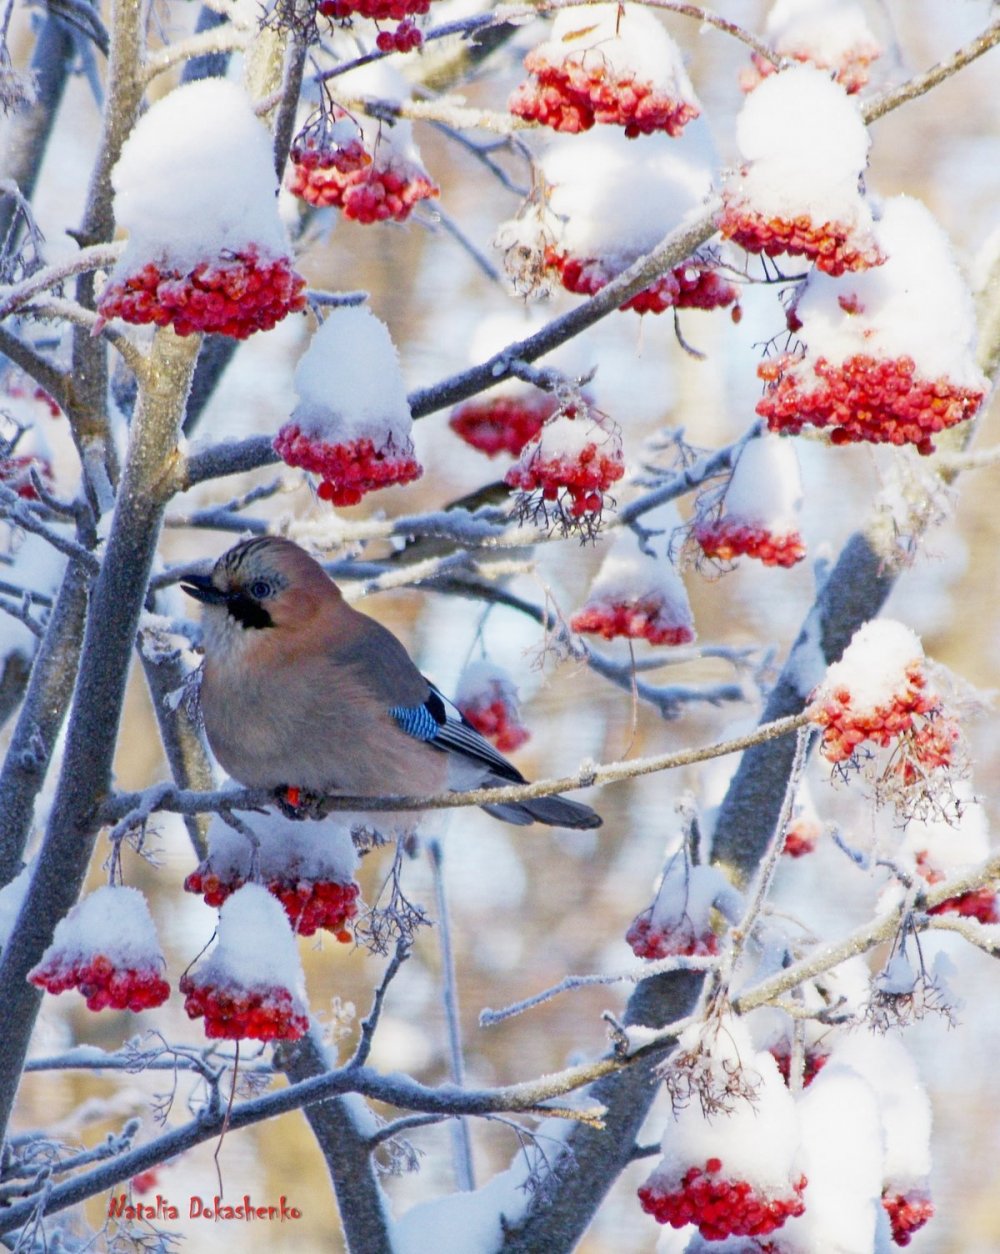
<box><xmin>182</xmin><ymin>536</ymin><xmax>601</xmax><ymax>830</ymax></box>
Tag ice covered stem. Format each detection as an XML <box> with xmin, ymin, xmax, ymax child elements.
<box><xmin>180</xmin><ymin>884</ymin><xmax>309</xmax><ymax>1041</ymax></box>
<box><xmin>756</xmin><ymin>196</ymin><xmax>988</xmax><ymax>455</ymax></box>
<box><xmin>28</xmin><ymin>886</ymin><xmax>170</xmax><ymax>1012</ymax></box>
<box><xmin>740</xmin><ymin>0</ymin><xmax>882</xmax><ymax>95</ymax></box>
<box><xmin>720</xmin><ymin>65</ymin><xmax>883</xmax><ymax>276</ymax></box>
<box><xmin>287</xmin><ymin>112</ymin><xmax>438</xmax><ymax>223</ymax></box>
<box><xmin>571</xmin><ymin>509</ymin><xmax>695</xmax><ymax>645</ymax></box>
<box><xmin>693</xmin><ymin>434</ymin><xmax>805</xmax><ymax>568</ymax></box>
<box><xmin>639</xmin><ymin>1018</ymin><xmax>806</xmax><ymax>1239</ymax></box>
<box><xmin>455</xmin><ymin>660</ymin><xmax>530</xmax><ymax>753</ymax></box>
<box><xmin>184</xmin><ymin>809</ymin><xmax>361</xmax><ymax>940</ymax></box>
<box><xmin>98</xmin><ymin>80</ymin><xmax>306</xmax><ymax>340</ymax></box>
<box><xmin>505</xmin><ymin>404</ymin><xmax>624</xmax><ymax>526</ymax></box>
<box><xmin>449</xmin><ymin>390</ymin><xmax>557</xmax><ymax>457</ymax></box>
<box><xmin>274</xmin><ymin>304</ymin><xmax>422</xmax><ymax>506</ymax></box>
<box><xmin>509</xmin><ymin>3</ymin><xmax>700</xmax><ymax>138</ymax></box>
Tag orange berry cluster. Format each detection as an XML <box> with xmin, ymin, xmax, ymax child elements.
<box><xmin>719</xmin><ymin>204</ymin><xmax>884</xmax><ymax>276</ymax></box>
<box><xmin>29</xmin><ymin>953</ymin><xmax>169</xmax><ymax>1012</ymax></box>
<box><xmin>98</xmin><ymin>248</ymin><xmax>306</xmax><ymax>339</ymax></box>
<box><xmin>274</xmin><ymin>424</ymin><xmax>422</xmax><ymax>506</ymax></box>
<box><xmin>179</xmin><ymin>974</ymin><xmax>308</xmax><ymax>1041</ymax></box>
<box><xmin>184</xmin><ymin>866</ymin><xmax>360</xmax><ymax>940</ymax></box>
<box><xmin>511</xmin><ymin>56</ymin><xmax>699</xmax><ymax>137</ymax></box>
<box><xmin>572</xmin><ymin>599</ymin><xmax>694</xmax><ymax>646</ymax></box>
<box><xmin>449</xmin><ymin>394</ymin><xmax>556</xmax><ymax>457</ymax></box>
<box><xmin>638</xmin><ymin>1159</ymin><xmax>807</xmax><ymax>1239</ymax></box>
<box><xmin>758</xmin><ymin>353</ymin><xmax>984</xmax><ymax>456</ymax></box>
<box><xmin>694</xmin><ymin>520</ymin><xmax>806</xmax><ymax>568</ymax></box>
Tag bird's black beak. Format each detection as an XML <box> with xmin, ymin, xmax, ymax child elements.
<box><xmin>180</xmin><ymin>572</ymin><xmax>228</xmax><ymax>605</ymax></box>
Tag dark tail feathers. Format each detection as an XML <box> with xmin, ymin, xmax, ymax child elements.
<box><xmin>481</xmin><ymin>793</ymin><xmax>602</xmax><ymax>830</ymax></box>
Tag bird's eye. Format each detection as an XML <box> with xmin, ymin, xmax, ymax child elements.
<box><xmin>248</xmin><ymin>579</ymin><xmax>273</xmax><ymax>601</ymax></box>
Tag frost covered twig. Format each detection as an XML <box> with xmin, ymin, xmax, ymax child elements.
<box><xmin>481</xmin><ymin>970</ymin><xmax>714</xmax><ymax>1028</ymax></box>
<box><xmin>143</xmin><ymin>24</ymin><xmax>250</xmax><ymax>81</ymax></box>
<box><xmin>349</xmin><ymin>938</ymin><xmax>411</xmax><ymax>1069</ymax></box>
<box><xmin>0</xmin><ymin>243</ymin><xmax>122</xmax><ymax>319</ymax></box>
<box><xmin>99</xmin><ymin>711</ymin><xmax>811</xmax><ymax>825</ymax></box>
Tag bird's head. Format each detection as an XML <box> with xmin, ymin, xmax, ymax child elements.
<box><xmin>182</xmin><ymin>537</ymin><xmax>339</xmax><ymax>647</ymax></box>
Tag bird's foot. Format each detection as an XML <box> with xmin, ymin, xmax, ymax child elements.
<box><xmin>274</xmin><ymin>785</ymin><xmax>328</xmax><ymax>821</ymax></box>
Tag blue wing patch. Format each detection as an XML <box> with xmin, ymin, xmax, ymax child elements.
<box><xmin>389</xmin><ymin>701</ymin><xmax>441</xmax><ymax>742</ymax></box>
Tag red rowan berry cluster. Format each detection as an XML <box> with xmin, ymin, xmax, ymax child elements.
<box><xmin>782</xmin><ymin>816</ymin><xmax>821</xmax><ymax>858</ymax></box>
<box><xmin>376</xmin><ymin>18</ymin><xmax>422</xmax><ymax>51</ymax></box>
<box><xmin>768</xmin><ymin>1041</ymin><xmax>830</xmax><ymax>1088</ymax></box>
<box><xmin>179</xmin><ymin>974</ymin><xmax>309</xmax><ymax>1041</ymax></box>
<box><xmin>914</xmin><ymin>851</ymin><xmax>1000</xmax><ymax>925</ymax></box>
<box><xmin>0</xmin><ymin>453</ymin><xmax>54</xmax><ymax>500</ymax></box>
<box><xmin>317</xmin><ymin>0</ymin><xmax>428</xmax><ymax>18</ymax></box>
<box><xmin>274</xmin><ymin>423</ymin><xmax>423</xmax><ymax>507</ymax></box>
<box><xmin>544</xmin><ymin>248</ymin><xmax>738</xmax><ymax>315</ymax></box>
<box><xmin>505</xmin><ymin>409</ymin><xmax>625</xmax><ymax>524</ymax></box>
<box><xmin>693</xmin><ymin>520</ymin><xmax>805</xmax><ymax>568</ymax></box>
<box><xmin>29</xmin><ymin>953</ymin><xmax>170</xmax><ymax>1012</ymax></box>
<box><xmin>97</xmin><ymin>248</ymin><xmax>306</xmax><ymax>339</ymax></box>
<box><xmin>741</xmin><ymin>46</ymin><xmax>880</xmax><ymax>95</ymax></box>
<box><xmin>571</xmin><ymin>597</ymin><xmax>695</xmax><ymax>646</ymax></box>
<box><xmin>449</xmin><ymin>393</ymin><xmax>557</xmax><ymax>457</ymax></box>
<box><xmin>757</xmin><ymin>352</ymin><xmax>984</xmax><ymax>456</ymax></box>
<box><xmin>455</xmin><ymin>663</ymin><xmax>530</xmax><ymax>753</ymax></box>
<box><xmin>638</xmin><ymin>1159</ymin><xmax>807</xmax><ymax>1239</ymax></box>
<box><xmin>288</xmin><ymin>126</ymin><xmax>437</xmax><ymax>222</ymax></box>
<box><xmin>625</xmin><ymin>908</ymin><xmax>719</xmax><ymax>959</ymax></box>
<box><xmin>882</xmin><ymin>1188</ymin><xmax>934</xmax><ymax>1246</ymax></box>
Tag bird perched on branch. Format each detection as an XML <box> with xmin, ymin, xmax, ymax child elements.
<box><xmin>182</xmin><ymin>536</ymin><xmax>601</xmax><ymax>830</ymax></box>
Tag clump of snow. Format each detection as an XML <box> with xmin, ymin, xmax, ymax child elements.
<box><xmin>776</xmin><ymin>1064</ymin><xmax>885</xmax><ymax>1251</ymax></box>
<box><xmin>831</xmin><ymin>1032</ymin><xmax>932</xmax><ymax>1187</ymax></box>
<box><xmin>783</xmin><ymin>196</ymin><xmax>987</xmax><ymax>385</ymax></box>
<box><xmin>292</xmin><ymin>305</ymin><xmax>411</xmax><ymax>444</ymax></box>
<box><xmin>454</xmin><ymin>660</ymin><xmax>530</xmax><ymax>752</ymax></box>
<box><xmin>814</xmin><ymin>619</ymin><xmax>923</xmax><ymax>715</ymax></box>
<box><xmin>111</xmin><ymin>79</ymin><xmax>289</xmax><ymax>275</ymax></box>
<box><xmin>192</xmin><ymin>883</ymin><xmax>307</xmax><ymax>997</ymax></box>
<box><xmin>201</xmin><ymin>809</ymin><xmax>359</xmax><ymax>887</ymax></box>
<box><xmin>722</xmin><ymin>435</ymin><xmax>802</xmax><ymax>530</ymax></box>
<box><xmin>627</xmin><ymin>847</ymin><xmax>736</xmax><ymax>958</ymax></box>
<box><xmin>36</xmin><ymin>885</ymin><xmax>164</xmax><ymax>966</ymax></box>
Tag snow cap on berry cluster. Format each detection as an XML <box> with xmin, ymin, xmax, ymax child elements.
<box><xmin>626</xmin><ymin>847</ymin><xmax>735</xmax><ymax>959</ymax></box>
<box><xmin>185</xmin><ymin>808</ymin><xmax>361</xmax><ymax>939</ymax></box>
<box><xmin>274</xmin><ymin>304</ymin><xmax>422</xmax><ymax>506</ymax></box>
<box><xmin>505</xmin><ymin>402</ymin><xmax>624</xmax><ymax>523</ymax></box>
<box><xmin>28</xmin><ymin>885</ymin><xmax>170</xmax><ymax>1012</ymax></box>
<box><xmin>0</xmin><ymin>864</ymin><xmax>30</xmax><ymax>952</ymax></box>
<box><xmin>455</xmin><ymin>660</ymin><xmax>530</xmax><ymax>753</ymax></box>
<box><xmin>571</xmin><ymin>505</ymin><xmax>695</xmax><ymax>645</ymax></box>
<box><xmin>180</xmin><ymin>883</ymin><xmax>309</xmax><ymax>1041</ymax></box>
<box><xmin>535</xmin><ymin>130</ymin><xmax>738</xmax><ymax>315</ymax></box>
<box><xmin>100</xmin><ymin>81</ymin><xmax>305</xmax><ymax>338</ymax></box>
<box><xmin>829</xmin><ymin>1032</ymin><xmax>934</xmax><ymax>1244</ymax></box>
<box><xmin>741</xmin><ymin>0</ymin><xmax>882</xmax><ymax>95</ymax></box>
<box><xmin>510</xmin><ymin>3</ymin><xmax>700</xmax><ymax>137</ymax></box>
<box><xmin>889</xmin><ymin>797</ymin><xmax>998</xmax><ymax>925</ymax></box>
<box><xmin>111</xmin><ymin>80</ymin><xmax>289</xmax><ymax>273</ymax></box>
<box><xmin>812</xmin><ymin>617</ymin><xmax>923</xmax><ymax>721</ymax></box>
<box><xmin>772</xmin><ymin>1064</ymin><xmax>885</xmax><ymax>1252</ymax></box>
<box><xmin>757</xmin><ymin>196</ymin><xmax>989</xmax><ymax>453</ymax></box>
<box><xmin>639</xmin><ymin>1015</ymin><xmax>806</xmax><ymax>1239</ymax></box>
<box><xmin>721</xmin><ymin>65</ymin><xmax>881</xmax><ymax>275</ymax></box>
<box><xmin>694</xmin><ymin>433</ymin><xmax>805</xmax><ymax>568</ymax></box>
